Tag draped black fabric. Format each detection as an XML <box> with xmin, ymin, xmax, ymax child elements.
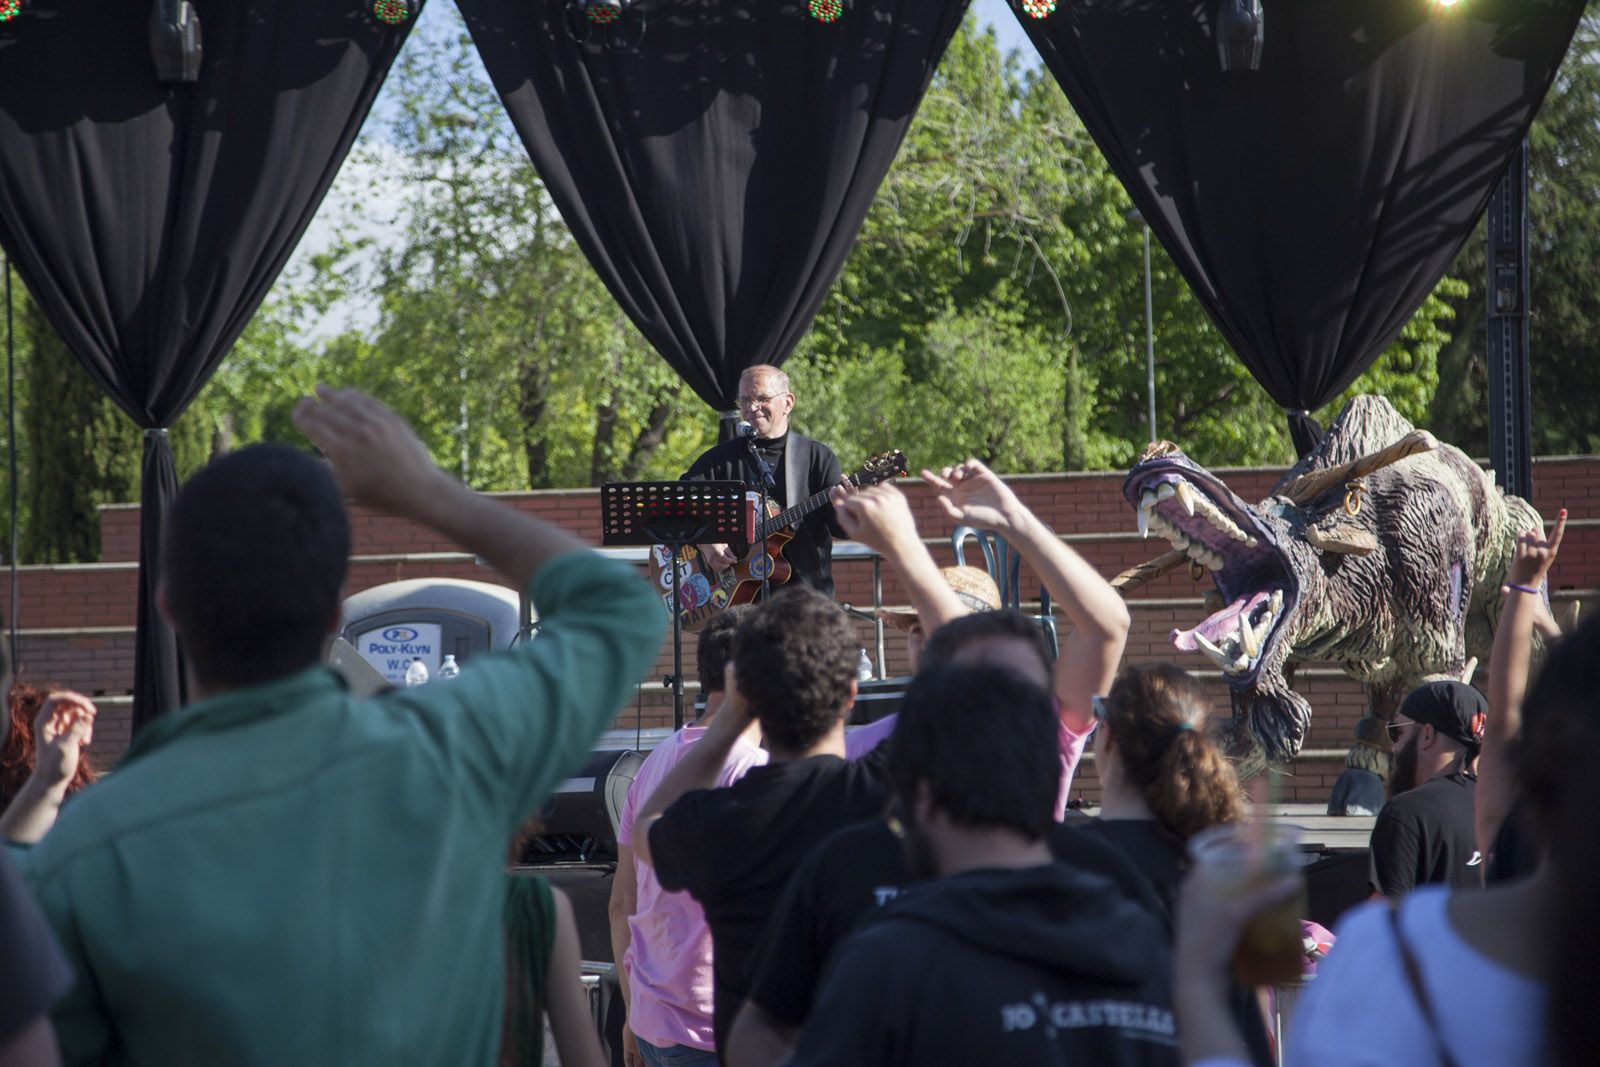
<box><xmin>1018</xmin><ymin>0</ymin><xmax>1585</xmax><ymax>454</ymax></box>
<box><xmin>0</xmin><ymin>2</ymin><xmax>416</xmax><ymax>728</ymax></box>
<box><xmin>457</xmin><ymin>0</ymin><xmax>970</xmax><ymax>421</ymax></box>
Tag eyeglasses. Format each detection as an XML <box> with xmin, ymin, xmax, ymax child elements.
<box><xmin>1386</xmin><ymin>719</ymin><xmax>1417</xmax><ymax>742</ymax></box>
<box><xmin>737</xmin><ymin>392</ymin><xmax>787</xmax><ymax>407</ymax></box>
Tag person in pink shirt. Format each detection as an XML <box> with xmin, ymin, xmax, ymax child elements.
<box><xmin>842</xmin><ymin>459</ymin><xmax>1129</xmax><ymax>815</ymax></box>
<box><xmin>610</xmin><ymin>608</ymin><xmax>766</xmax><ymax>1067</ymax></box>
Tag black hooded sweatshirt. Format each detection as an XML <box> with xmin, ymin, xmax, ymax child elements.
<box><xmin>783</xmin><ymin>863</ymin><xmax>1181</xmax><ymax>1067</ymax></box>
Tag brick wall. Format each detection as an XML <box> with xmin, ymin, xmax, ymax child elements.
<box><xmin>20</xmin><ymin>455</ymin><xmax>1600</xmax><ymax>800</ymax></box>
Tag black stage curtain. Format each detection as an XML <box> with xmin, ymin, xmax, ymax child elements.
<box><xmin>1018</xmin><ymin>0</ymin><xmax>1585</xmax><ymax>453</ymax></box>
<box><xmin>0</xmin><ymin>2</ymin><xmax>416</xmax><ymax>728</ymax></box>
<box><xmin>457</xmin><ymin>0</ymin><xmax>970</xmax><ymax>424</ymax></box>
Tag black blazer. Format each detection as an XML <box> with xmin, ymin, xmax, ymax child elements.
<box><xmin>681</xmin><ymin>432</ymin><xmax>846</xmax><ymax>597</ymax></box>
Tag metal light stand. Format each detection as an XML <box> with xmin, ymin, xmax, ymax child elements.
<box><xmin>601</xmin><ymin>480</ymin><xmax>747</xmax><ymax>728</ymax></box>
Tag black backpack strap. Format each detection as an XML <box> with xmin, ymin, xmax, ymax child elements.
<box><xmin>1388</xmin><ymin>904</ymin><xmax>1460</xmax><ymax>1067</ymax></box>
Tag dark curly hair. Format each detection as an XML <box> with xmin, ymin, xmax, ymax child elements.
<box><xmin>696</xmin><ymin>605</ymin><xmax>751</xmax><ymax>694</ymax></box>
<box><xmin>733</xmin><ymin>587</ymin><xmax>857</xmax><ymax>754</ymax></box>
<box><xmin>890</xmin><ymin>664</ymin><xmax>1058</xmax><ymax>840</ymax></box>
<box><xmin>1</xmin><ymin>682</ymin><xmax>99</xmax><ymax>807</ymax></box>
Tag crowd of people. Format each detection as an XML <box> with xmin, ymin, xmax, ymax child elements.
<box><xmin>0</xmin><ymin>385</ymin><xmax>1592</xmax><ymax>1066</ymax></box>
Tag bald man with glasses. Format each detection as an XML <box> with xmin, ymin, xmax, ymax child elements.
<box><xmin>683</xmin><ymin>365</ymin><xmax>848</xmax><ymax>598</ymax></box>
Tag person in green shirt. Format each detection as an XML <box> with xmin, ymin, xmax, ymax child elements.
<box><xmin>5</xmin><ymin>386</ymin><xmax>666</xmax><ymax>1066</ymax></box>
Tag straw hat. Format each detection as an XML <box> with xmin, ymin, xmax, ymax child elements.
<box><xmin>876</xmin><ymin>566</ymin><xmax>1001</xmax><ymax>632</ymax></box>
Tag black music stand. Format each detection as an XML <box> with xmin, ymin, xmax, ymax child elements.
<box><xmin>601</xmin><ymin>480</ymin><xmax>748</xmax><ymax>728</ymax></box>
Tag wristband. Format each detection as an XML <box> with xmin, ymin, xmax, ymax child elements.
<box><xmin>1507</xmin><ymin>583</ymin><xmax>1541</xmax><ymax>596</ymax></box>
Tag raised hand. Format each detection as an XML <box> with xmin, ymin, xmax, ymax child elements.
<box><xmin>830</xmin><ymin>482</ymin><xmax>921</xmax><ymax>557</ymax></box>
<box><xmin>1506</xmin><ymin>508</ymin><xmax>1567</xmax><ymax>591</ymax></box>
<box><xmin>32</xmin><ymin>691</ymin><xmax>97</xmax><ymax>791</ymax></box>
<box><xmin>292</xmin><ymin>385</ymin><xmax>453</xmax><ymax>515</ymax></box>
<box><xmin>919</xmin><ymin>458</ymin><xmax>1030</xmax><ymax>534</ymax></box>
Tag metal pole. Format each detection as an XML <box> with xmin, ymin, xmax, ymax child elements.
<box><xmin>1143</xmin><ymin>223</ymin><xmax>1156</xmax><ymax>442</ymax></box>
<box><xmin>1486</xmin><ymin>139</ymin><xmax>1533</xmax><ymax>500</ymax></box>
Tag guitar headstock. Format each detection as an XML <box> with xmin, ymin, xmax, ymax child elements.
<box><xmin>850</xmin><ymin>450</ymin><xmax>908</xmax><ymax>488</ymax></box>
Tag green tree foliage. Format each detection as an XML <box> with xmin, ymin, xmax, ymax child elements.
<box><xmin>1430</xmin><ymin>11</ymin><xmax>1600</xmax><ymax>457</ymax></box>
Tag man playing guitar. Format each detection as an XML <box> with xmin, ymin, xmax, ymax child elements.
<box><xmin>682</xmin><ymin>365</ymin><xmax>847</xmax><ymax>598</ymax></box>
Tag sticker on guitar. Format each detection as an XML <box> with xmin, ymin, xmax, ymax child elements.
<box><xmin>650</xmin><ymin>450</ymin><xmax>908</xmax><ymax>632</ymax></box>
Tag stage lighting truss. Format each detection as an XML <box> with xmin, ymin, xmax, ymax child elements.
<box><xmin>0</xmin><ymin>0</ymin><xmax>24</xmax><ymax>25</ymax></box>
<box><xmin>150</xmin><ymin>0</ymin><xmax>203</xmax><ymax>84</ymax></box>
<box><xmin>565</xmin><ymin>0</ymin><xmax>645</xmax><ymax>51</ymax></box>
<box><xmin>1215</xmin><ymin>0</ymin><xmax>1263</xmax><ymax>73</ymax></box>
<box><xmin>372</xmin><ymin>0</ymin><xmax>418</xmax><ymax>26</ymax></box>
<box><xmin>1017</xmin><ymin>0</ymin><xmax>1056</xmax><ymax>19</ymax></box>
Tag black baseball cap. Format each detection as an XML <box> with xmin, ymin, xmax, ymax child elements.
<box><xmin>1398</xmin><ymin>680</ymin><xmax>1488</xmax><ymax>749</ymax></box>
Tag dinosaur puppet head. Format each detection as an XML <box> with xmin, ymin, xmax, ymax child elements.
<box><xmin>1122</xmin><ymin>441</ymin><xmax>1322</xmax><ymax>761</ymax></box>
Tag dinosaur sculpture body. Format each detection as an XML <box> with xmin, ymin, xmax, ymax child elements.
<box><xmin>1121</xmin><ymin>395</ymin><xmax>1543</xmax><ymax>763</ymax></box>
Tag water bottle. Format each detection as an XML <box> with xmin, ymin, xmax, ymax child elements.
<box><xmin>437</xmin><ymin>654</ymin><xmax>460</xmax><ymax>681</ymax></box>
<box><xmin>404</xmin><ymin>657</ymin><xmax>429</xmax><ymax>687</ymax></box>
<box><xmin>856</xmin><ymin>648</ymin><xmax>874</xmax><ymax>683</ymax></box>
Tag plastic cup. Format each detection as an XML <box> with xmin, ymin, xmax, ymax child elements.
<box><xmin>1187</xmin><ymin>822</ymin><xmax>1307</xmax><ymax>987</ymax></box>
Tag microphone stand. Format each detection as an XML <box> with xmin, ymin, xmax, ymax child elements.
<box><xmin>743</xmin><ymin>432</ymin><xmax>779</xmax><ymax>603</ymax></box>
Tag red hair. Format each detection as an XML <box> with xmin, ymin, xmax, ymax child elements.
<box><xmin>1</xmin><ymin>682</ymin><xmax>99</xmax><ymax>806</ymax></box>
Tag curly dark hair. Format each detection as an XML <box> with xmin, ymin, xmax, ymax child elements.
<box><xmin>889</xmin><ymin>664</ymin><xmax>1058</xmax><ymax>840</ymax></box>
<box><xmin>1</xmin><ymin>682</ymin><xmax>99</xmax><ymax>807</ymax></box>
<box><xmin>733</xmin><ymin>587</ymin><xmax>857</xmax><ymax>754</ymax></box>
<box><xmin>696</xmin><ymin>605</ymin><xmax>751</xmax><ymax>693</ymax></box>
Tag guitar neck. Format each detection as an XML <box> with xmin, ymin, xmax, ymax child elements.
<box><xmin>756</xmin><ymin>479</ymin><xmax>850</xmax><ymax>540</ymax></box>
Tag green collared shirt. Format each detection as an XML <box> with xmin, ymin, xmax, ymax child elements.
<box><xmin>17</xmin><ymin>550</ymin><xmax>664</xmax><ymax>1066</ymax></box>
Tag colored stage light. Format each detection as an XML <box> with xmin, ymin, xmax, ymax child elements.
<box><xmin>1216</xmin><ymin>0</ymin><xmax>1264</xmax><ymax>73</ymax></box>
<box><xmin>0</xmin><ymin>0</ymin><xmax>24</xmax><ymax>25</ymax></box>
<box><xmin>150</xmin><ymin>0</ymin><xmax>203</xmax><ymax>84</ymax></box>
<box><xmin>809</xmin><ymin>0</ymin><xmax>845</xmax><ymax>22</ymax></box>
<box><xmin>371</xmin><ymin>0</ymin><xmax>416</xmax><ymax>25</ymax></box>
<box><xmin>1019</xmin><ymin>0</ymin><xmax>1056</xmax><ymax>19</ymax></box>
<box><xmin>583</xmin><ymin>0</ymin><xmax>624</xmax><ymax>25</ymax></box>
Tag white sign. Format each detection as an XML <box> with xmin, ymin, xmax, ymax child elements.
<box><xmin>356</xmin><ymin>622</ymin><xmax>444</xmax><ymax>686</ymax></box>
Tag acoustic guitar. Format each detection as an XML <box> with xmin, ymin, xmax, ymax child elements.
<box><xmin>649</xmin><ymin>450</ymin><xmax>908</xmax><ymax>631</ymax></box>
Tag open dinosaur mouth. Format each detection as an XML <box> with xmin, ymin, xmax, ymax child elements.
<box><xmin>1124</xmin><ymin>464</ymin><xmax>1296</xmax><ymax>684</ymax></box>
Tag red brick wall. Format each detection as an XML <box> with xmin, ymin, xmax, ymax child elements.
<box><xmin>26</xmin><ymin>455</ymin><xmax>1600</xmax><ymax>800</ymax></box>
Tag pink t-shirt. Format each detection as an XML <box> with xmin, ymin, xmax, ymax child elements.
<box><xmin>842</xmin><ymin>714</ymin><xmax>1089</xmax><ymax>819</ymax></box>
<box><xmin>616</xmin><ymin>727</ymin><xmax>767</xmax><ymax>1052</ymax></box>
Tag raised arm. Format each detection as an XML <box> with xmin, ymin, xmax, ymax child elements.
<box><xmin>0</xmin><ymin>692</ymin><xmax>97</xmax><ymax>845</ymax></box>
<box><xmin>1479</xmin><ymin>509</ymin><xmax>1566</xmax><ymax>860</ymax></box>
<box><xmin>293</xmin><ymin>385</ymin><xmax>588</xmax><ymax>586</ymax></box>
<box><xmin>829</xmin><ymin>482</ymin><xmax>967</xmax><ymax>633</ymax></box>
<box><xmin>632</xmin><ymin>665</ymin><xmax>754</xmax><ymax>870</ymax></box>
<box><xmin>922</xmin><ymin>460</ymin><xmax>1130</xmax><ymax>733</ymax></box>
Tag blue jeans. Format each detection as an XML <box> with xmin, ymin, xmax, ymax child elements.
<box><xmin>636</xmin><ymin>1036</ymin><xmax>720</xmax><ymax>1067</ymax></box>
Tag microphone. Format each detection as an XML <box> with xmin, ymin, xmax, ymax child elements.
<box><xmin>736</xmin><ymin>421</ymin><xmax>757</xmax><ymax>439</ymax></box>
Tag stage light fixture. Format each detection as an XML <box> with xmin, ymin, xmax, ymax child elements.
<box><xmin>1216</xmin><ymin>0</ymin><xmax>1264</xmax><ymax>73</ymax></box>
<box><xmin>371</xmin><ymin>0</ymin><xmax>417</xmax><ymax>25</ymax></box>
<box><xmin>582</xmin><ymin>0</ymin><xmax>625</xmax><ymax>25</ymax></box>
<box><xmin>1018</xmin><ymin>0</ymin><xmax>1056</xmax><ymax>19</ymax></box>
<box><xmin>150</xmin><ymin>0</ymin><xmax>203</xmax><ymax>84</ymax></box>
<box><xmin>808</xmin><ymin>0</ymin><xmax>845</xmax><ymax>22</ymax></box>
<box><xmin>0</xmin><ymin>0</ymin><xmax>24</xmax><ymax>25</ymax></box>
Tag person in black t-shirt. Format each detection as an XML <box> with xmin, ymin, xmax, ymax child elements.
<box><xmin>781</xmin><ymin>665</ymin><xmax>1179</xmax><ymax>1067</ymax></box>
<box><xmin>1368</xmin><ymin>680</ymin><xmax>1488</xmax><ymax>899</ymax></box>
<box><xmin>1078</xmin><ymin>663</ymin><xmax>1272</xmax><ymax>1067</ymax></box>
<box><xmin>629</xmin><ymin>485</ymin><xmax>970</xmax><ymax>1060</ymax></box>
<box><xmin>682</xmin><ymin>365</ymin><xmax>847</xmax><ymax>597</ymax></box>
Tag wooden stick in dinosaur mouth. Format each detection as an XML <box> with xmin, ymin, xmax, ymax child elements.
<box><xmin>1111</xmin><ymin>547</ymin><xmax>1188</xmax><ymax>594</ymax></box>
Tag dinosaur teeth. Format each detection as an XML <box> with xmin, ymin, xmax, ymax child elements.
<box><xmin>1137</xmin><ymin>508</ymin><xmax>1149</xmax><ymax>539</ymax></box>
<box><xmin>1205</xmin><ymin>552</ymin><xmax>1224</xmax><ymax>571</ymax></box>
<box><xmin>1270</xmin><ymin>589</ymin><xmax>1284</xmax><ymax>615</ymax></box>
<box><xmin>1141</xmin><ymin>490</ymin><xmax>1158</xmax><ymax>512</ymax></box>
<box><xmin>1194</xmin><ymin>633</ymin><xmax>1229</xmax><ymax>667</ymax></box>
<box><xmin>1167</xmin><ymin>531</ymin><xmax>1189</xmax><ymax>550</ymax></box>
<box><xmin>1175</xmin><ymin>482</ymin><xmax>1197</xmax><ymax>516</ymax></box>
<box><xmin>1156</xmin><ymin>483</ymin><xmax>1177</xmax><ymax>502</ymax></box>
<box><xmin>1239</xmin><ymin>616</ymin><xmax>1259</xmax><ymax>657</ymax></box>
